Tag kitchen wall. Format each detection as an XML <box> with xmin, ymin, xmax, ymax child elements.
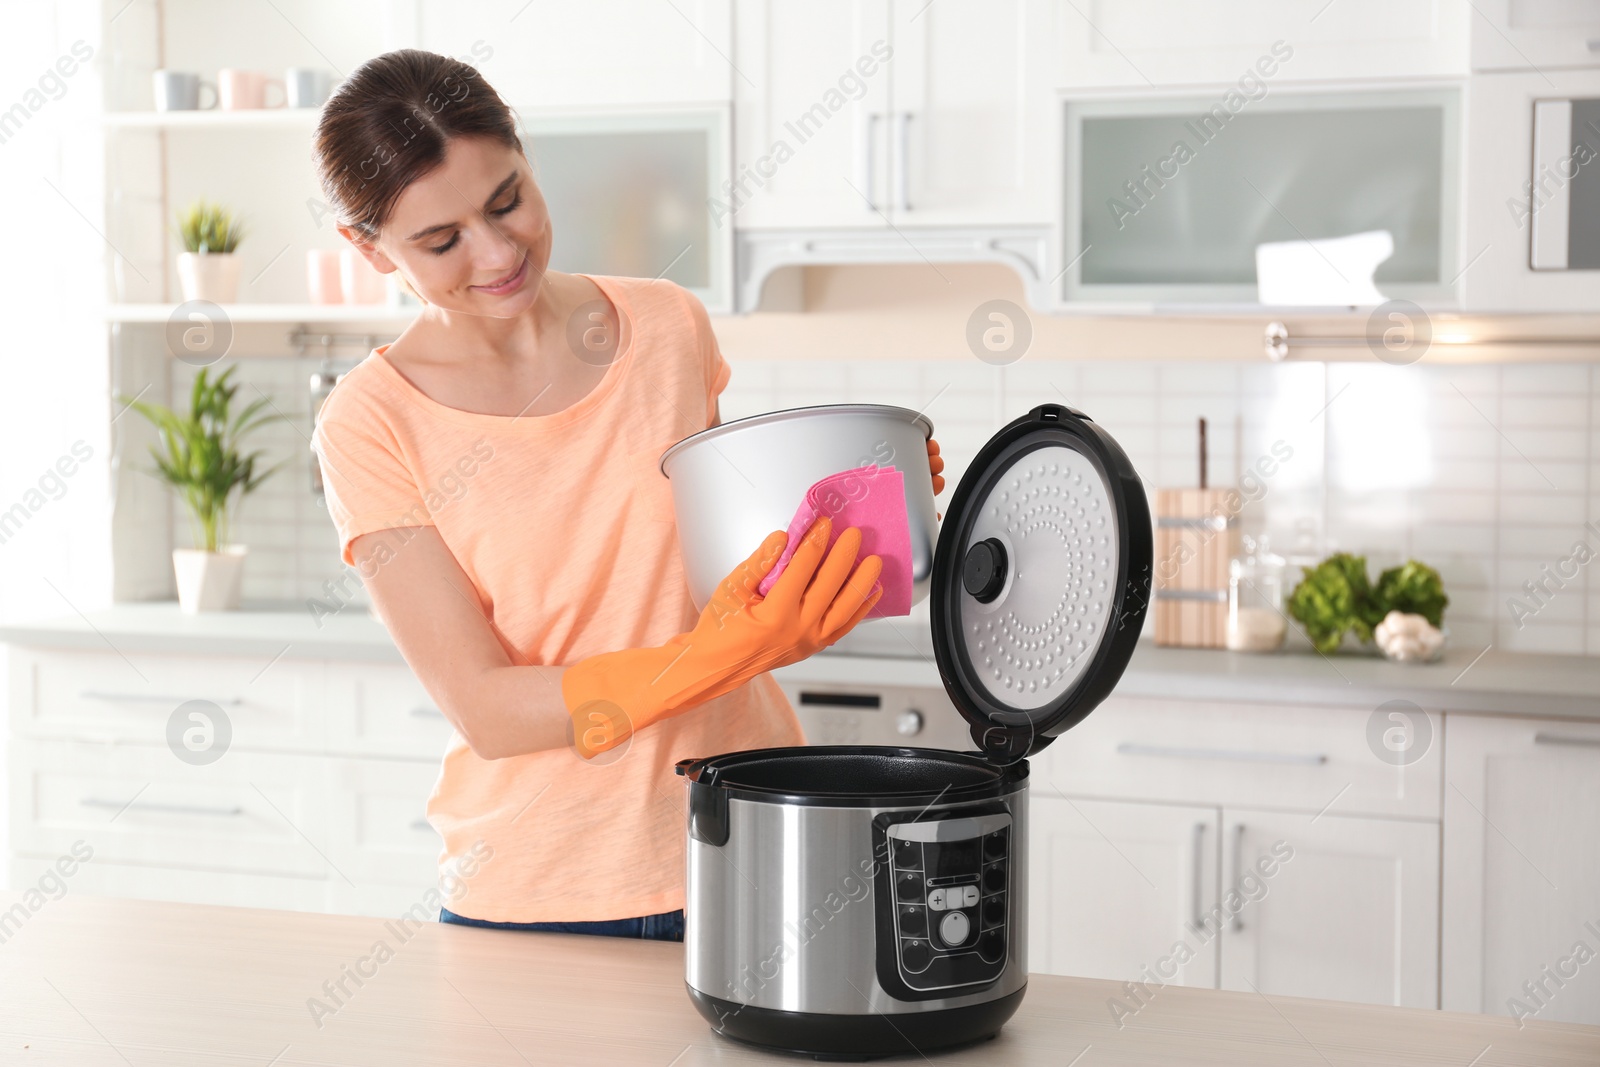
<box><xmin>161</xmin><ymin>327</ymin><xmax>1600</xmax><ymax>658</ymax></box>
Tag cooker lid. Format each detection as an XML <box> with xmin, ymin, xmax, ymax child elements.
<box><xmin>931</xmin><ymin>404</ymin><xmax>1152</xmax><ymax>762</ymax></box>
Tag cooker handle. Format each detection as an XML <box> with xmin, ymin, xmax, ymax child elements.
<box><xmin>673</xmin><ymin>757</ymin><xmax>719</xmax><ymax>785</ymax></box>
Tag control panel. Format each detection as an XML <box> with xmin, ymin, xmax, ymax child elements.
<box><xmin>873</xmin><ymin>809</ymin><xmax>1010</xmax><ymax>996</ymax></box>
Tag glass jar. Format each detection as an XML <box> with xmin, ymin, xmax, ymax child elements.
<box><xmin>1227</xmin><ymin>535</ymin><xmax>1288</xmax><ymax>653</ymax></box>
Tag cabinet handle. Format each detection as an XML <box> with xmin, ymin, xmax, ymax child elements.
<box><xmin>897</xmin><ymin>112</ymin><xmax>913</xmax><ymax>212</ymax></box>
<box><xmin>1533</xmin><ymin>732</ymin><xmax>1600</xmax><ymax>748</ymax></box>
<box><xmin>410</xmin><ymin>706</ymin><xmax>446</xmax><ymax>719</ymax></box>
<box><xmin>81</xmin><ymin>797</ymin><xmax>244</xmax><ymax>818</ymax></box>
<box><xmin>1116</xmin><ymin>742</ymin><xmax>1327</xmax><ymax>766</ymax></box>
<box><xmin>82</xmin><ymin>691</ymin><xmax>243</xmax><ymax>706</ymax></box>
<box><xmin>1190</xmin><ymin>822</ymin><xmax>1205</xmax><ymax>931</ymax></box>
<box><xmin>1230</xmin><ymin>824</ymin><xmax>1245</xmax><ymax>931</ymax></box>
<box><xmin>862</xmin><ymin>113</ymin><xmax>881</xmax><ymax>212</ymax></box>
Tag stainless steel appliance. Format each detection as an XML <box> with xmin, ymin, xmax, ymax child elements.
<box><xmin>671</xmin><ymin>403</ymin><xmax>1153</xmax><ymax>1059</ymax></box>
<box><xmin>658</xmin><ymin>404</ymin><xmax>939</xmax><ymax>612</ymax></box>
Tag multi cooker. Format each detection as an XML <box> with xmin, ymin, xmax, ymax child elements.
<box><xmin>669</xmin><ymin>402</ymin><xmax>1153</xmax><ymax>1059</ymax></box>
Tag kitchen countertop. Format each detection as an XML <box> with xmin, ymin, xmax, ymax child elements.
<box><xmin>4</xmin><ymin>602</ymin><xmax>1600</xmax><ymax>721</ymax></box>
<box><xmin>6</xmin><ymin>894</ymin><xmax>1594</xmax><ymax>1066</ymax></box>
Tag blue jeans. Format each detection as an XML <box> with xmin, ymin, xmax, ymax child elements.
<box><xmin>438</xmin><ymin>905</ymin><xmax>684</xmax><ymax>941</ymax></box>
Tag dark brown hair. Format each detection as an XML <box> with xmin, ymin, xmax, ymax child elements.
<box><xmin>313</xmin><ymin>49</ymin><xmax>521</xmax><ymax>241</ymax></box>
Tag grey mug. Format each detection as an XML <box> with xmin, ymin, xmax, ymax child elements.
<box><xmin>153</xmin><ymin>70</ymin><xmax>217</xmax><ymax>111</ymax></box>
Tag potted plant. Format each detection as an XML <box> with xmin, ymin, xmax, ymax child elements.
<box><xmin>174</xmin><ymin>199</ymin><xmax>245</xmax><ymax>303</ymax></box>
<box><xmin>122</xmin><ymin>366</ymin><xmax>281</xmax><ymax>612</ymax></box>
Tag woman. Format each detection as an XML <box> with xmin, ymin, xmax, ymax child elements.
<box><xmin>310</xmin><ymin>51</ymin><xmax>946</xmax><ymax>940</ymax></box>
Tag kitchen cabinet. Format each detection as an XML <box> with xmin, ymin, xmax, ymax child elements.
<box><xmin>1462</xmin><ymin>69</ymin><xmax>1600</xmax><ymax>312</ymax></box>
<box><xmin>1029</xmin><ymin>796</ymin><xmax>1221</xmax><ymax>990</ymax></box>
<box><xmin>5</xmin><ymin>645</ymin><xmax>450</xmax><ymax>918</ymax></box>
<box><xmin>1219</xmin><ymin>809</ymin><xmax>1439</xmax><ymax>1009</ymax></box>
<box><xmin>1053</xmin><ymin>0</ymin><xmax>1468</xmax><ymax>87</ymax></box>
<box><xmin>1470</xmin><ymin>0</ymin><xmax>1600</xmax><ymax>72</ymax></box>
<box><xmin>416</xmin><ymin>0</ymin><xmax>735</xmax><ymax>106</ymax></box>
<box><xmin>730</xmin><ymin>0</ymin><xmax>1053</xmax><ymax>230</ymax></box>
<box><xmin>1442</xmin><ymin>715</ymin><xmax>1600</xmax><ymax>1026</ymax></box>
<box><xmin>1029</xmin><ymin>695</ymin><xmax>1441</xmax><ymax>1009</ymax></box>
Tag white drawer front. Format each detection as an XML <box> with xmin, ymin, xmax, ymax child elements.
<box><xmin>8</xmin><ymin>648</ymin><xmax>324</xmax><ymax>751</ymax></box>
<box><xmin>10</xmin><ymin>738</ymin><xmax>334</xmax><ymax>878</ymax></box>
<box><xmin>1036</xmin><ymin>696</ymin><xmax>1441</xmax><ymax>819</ymax></box>
<box><xmin>9</xmin><ymin>852</ymin><xmax>330</xmax><ymax>913</ymax></box>
<box><xmin>325</xmin><ymin>662</ymin><xmax>455</xmax><ymax>759</ymax></box>
<box><xmin>326</xmin><ymin>757</ymin><xmax>442</xmax><ymax>885</ymax></box>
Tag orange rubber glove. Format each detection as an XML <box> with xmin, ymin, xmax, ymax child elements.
<box><xmin>562</xmin><ymin>514</ymin><xmax>884</xmax><ymax>758</ymax></box>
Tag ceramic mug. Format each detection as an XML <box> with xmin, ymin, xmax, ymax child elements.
<box><xmin>286</xmin><ymin>67</ymin><xmax>335</xmax><ymax>108</ymax></box>
<box><xmin>306</xmin><ymin>250</ymin><xmax>344</xmax><ymax>305</ymax></box>
<box><xmin>339</xmin><ymin>248</ymin><xmax>387</xmax><ymax>304</ymax></box>
<box><xmin>153</xmin><ymin>70</ymin><xmax>218</xmax><ymax>111</ymax></box>
<box><xmin>218</xmin><ymin>69</ymin><xmax>286</xmax><ymax>110</ymax></box>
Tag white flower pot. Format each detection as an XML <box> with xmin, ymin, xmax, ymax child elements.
<box><xmin>173</xmin><ymin>546</ymin><xmax>247</xmax><ymax>613</ymax></box>
<box><xmin>177</xmin><ymin>251</ymin><xmax>242</xmax><ymax>304</ymax></box>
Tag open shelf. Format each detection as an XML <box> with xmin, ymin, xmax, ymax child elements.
<box><xmin>102</xmin><ymin>109</ymin><xmax>322</xmax><ymax>130</ymax></box>
<box><xmin>105</xmin><ymin>303</ymin><xmax>420</xmax><ymax>324</ymax></box>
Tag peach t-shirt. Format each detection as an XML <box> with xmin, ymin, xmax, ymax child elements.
<box><xmin>311</xmin><ymin>274</ymin><xmax>804</xmax><ymax>923</ymax></box>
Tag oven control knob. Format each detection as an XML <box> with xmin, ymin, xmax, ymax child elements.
<box><xmin>895</xmin><ymin>709</ymin><xmax>924</xmax><ymax>736</ymax></box>
<box><xmin>940</xmin><ymin>910</ymin><xmax>971</xmax><ymax>946</ymax></box>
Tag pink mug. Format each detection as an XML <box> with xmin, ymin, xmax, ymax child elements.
<box><xmin>339</xmin><ymin>248</ymin><xmax>387</xmax><ymax>304</ymax></box>
<box><xmin>218</xmin><ymin>69</ymin><xmax>286</xmax><ymax>110</ymax></box>
<box><xmin>306</xmin><ymin>250</ymin><xmax>344</xmax><ymax>304</ymax></box>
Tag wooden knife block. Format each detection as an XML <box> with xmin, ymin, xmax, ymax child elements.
<box><xmin>1154</xmin><ymin>488</ymin><xmax>1241</xmax><ymax>648</ymax></box>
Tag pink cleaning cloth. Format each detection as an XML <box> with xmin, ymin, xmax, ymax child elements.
<box><xmin>755</xmin><ymin>464</ymin><xmax>912</xmax><ymax>618</ymax></box>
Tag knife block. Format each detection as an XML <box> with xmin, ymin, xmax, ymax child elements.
<box><xmin>1153</xmin><ymin>488</ymin><xmax>1240</xmax><ymax>648</ymax></box>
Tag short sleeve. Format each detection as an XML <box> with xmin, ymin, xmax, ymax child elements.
<box><xmin>312</xmin><ymin>389</ymin><xmax>433</xmax><ymax>566</ymax></box>
<box><xmin>680</xmin><ymin>286</ymin><xmax>731</xmax><ymax>420</ymax></box>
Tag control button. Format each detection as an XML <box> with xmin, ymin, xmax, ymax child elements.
<box><xmin>902</xmin><ymin>939</ymin><xmax>931</xmax><ymax>973</ymax></box>
<box><xmin>939</xmin><ymin>910</ymin><xmax>971</xmax><ymax>947</ymax></box>
<box><xmin>896</xmin><ymin>873</ymin><xmax>923</xmax><ymax>902</ymax></box>
<box><xmin>979</xmin><ymin>929</ymin><xmax>1005</xmax><ymax>963</ymax></box>
<box><xmin>962</xmin><ymin>884</ymin><xmax>980</xmax><ymax>907</ymax></box>
<box><xmin>984</xmin><ymin>829</ymin><xmax>1008</xmax><ymax>860</ymax></box>
<box><xmin>898</xmin><ymin>905</ymin><xmax>926</xmax><ymax>938</ymax></box>
<box><xmin>928</xmin><ymin>888</ymin><xmax>946</xmax><ymax>911</ymax></box>
<box><xmin>983</xmin><ymin>863</ymin><xmax>1006</xmax><ymax>894</ymax></box>
<box><xmin>983</xmin><ymin>894</ymin><xmax>1006</xmax><ymax>928</ymax></box>
<box><xmin>894</xmin><ymin>839</ymin><xmax>921</xmax><ymax>869</ymax></box>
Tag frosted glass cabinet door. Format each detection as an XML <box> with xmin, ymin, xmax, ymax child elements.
<box><xmin>519</xmin><ymin>110</ymin><xmax>732</xmax><ymax>312</ymax></box>
<box><xmin>1062</xmin><ymin>88</ymin><xmax>1459</xmax><ymax>306</ymax></box>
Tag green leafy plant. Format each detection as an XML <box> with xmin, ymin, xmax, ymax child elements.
<box><xmin>1372</xmin><ymin>560</ymin><xmax>1449</xmax><ymax>628</ymax></box>
<box><xmin>120</xmin><ymin>366</ymin><xmax>282</xmax><ymax>552</ymax></box>
<box><xmin>1286</xmin><ymin>553</ymin><xmax>1449</xmax><ymax>653</ymax></box>
<box><xmin>175</xmin><ymin>199</ymin><xmax>244</xmax><ymax>254</ymax></box>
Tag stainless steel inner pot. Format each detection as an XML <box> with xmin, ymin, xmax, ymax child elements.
<box><xmin>659</xmin><ymin>404</ymin><xmax>938</xmax><ymax>612</ymax></box>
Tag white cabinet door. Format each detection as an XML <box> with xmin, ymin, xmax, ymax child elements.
<box><xmin>1218</xmin><ymin>810</ymin><xmax>1440</xmax><ymax>1009</ymax></box>
<box><xmin>1053</xmin><ymin>0</ymin><xmax>1468</xmax><ymax>87</ymax></box>
<box><xmin>419</xmin><ymin>0</ymin><xmax>735</xmax><ymax>106</ymax></box>
<box><xmin>887</xmin><ymin>0</ymin><xmax>1056</xmax><ymax>225</ymax></box>
<box><xmin>1029</xmin><ymin>795</ymin><xmax>1220</xmax><ymax>990</ymax></box>
<box><xmin>1462</xmin><ymin>68</ymin><xmax>1600</xmax><ymax>312</ymax></box>
<box><xmin>1471</xmin><ymin>0</ymin><xmax>1600</xmax><ymax>71</ymax></box>
<box><xmin>1442</xmin><ymin>716</ymin><xmax>1600</xmax><ymax>1025</ymax></box>
<box><xmin>731</xmin><ymin>0</ymin><xmax>894</xmax><ymax>229</ymax></box>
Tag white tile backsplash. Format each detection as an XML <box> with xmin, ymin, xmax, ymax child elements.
<box><xmin>166</xmin><ymin>356</ymin><xmax>1600</xmax><ymax>656</ymax></box>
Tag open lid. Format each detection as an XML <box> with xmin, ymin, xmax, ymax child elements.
<box><xmin>930</xmin><ymin>403</ymin><xmax>1153</xmax><ymax>763</ymax></box>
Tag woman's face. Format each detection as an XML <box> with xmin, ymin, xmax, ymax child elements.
<box><xmin>348</xmin><ymin>135</ymin><xmax>553</xmax><ymax>317</ymax></box>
